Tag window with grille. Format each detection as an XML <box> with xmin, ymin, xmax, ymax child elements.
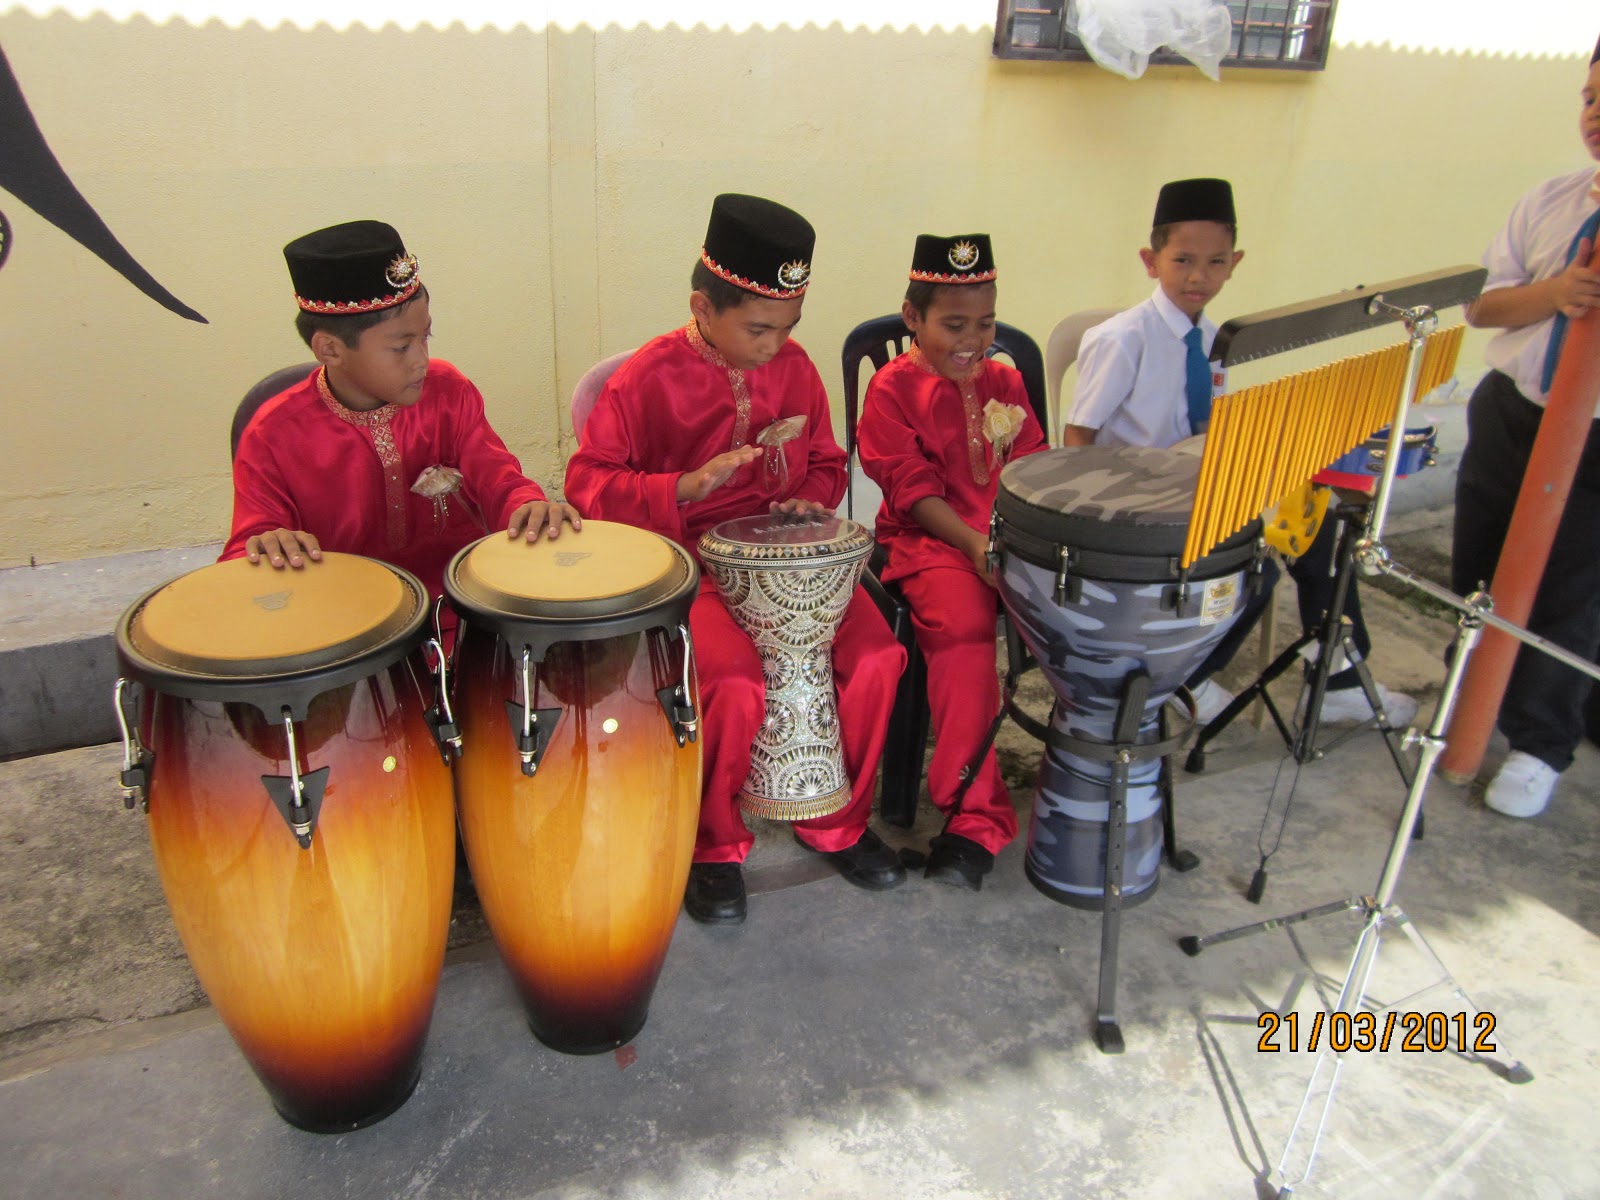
<box><xmin>994</xmin><ymin>1</ymin><xmax>1337</xmax><ymax>71</ymax></box>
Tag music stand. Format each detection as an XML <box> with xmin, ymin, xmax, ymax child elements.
<box><xmin>1174</xmin><ymin>274</ymin><xmax>1583</xmax><ymax>1197</ymax></box>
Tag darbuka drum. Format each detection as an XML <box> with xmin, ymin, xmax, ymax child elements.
<box><xmin>994</xmin><ymin>446</ymin><xmax>1261</xmax><ymax>909</ymax></box>
<box><xmin>112</xmin><ymin>554</ymin><xmax>455</xmax><ymax>1132</ymax></box>
<box><xmin>445</xmin><ymin>521</ymin><xmax>700</xmax><ymax>1054</ymax></box>
<box><xmin>697</xmin><ymin>514</ymin><xmax>874</xmax><ymax>820</ymax></box>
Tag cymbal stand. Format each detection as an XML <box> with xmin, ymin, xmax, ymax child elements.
<box><xmin>1185</xmin><ymin>493</ymin><xmax>1416</xmax><ymax>792</ymax></box>
<box><xmin>1187</xmin><ymin>492</ymin><xmax>1420</xmax><ymax>904</ymax></box>
<box><xmin>1176</xmin><ymin>295</ymin><xmax>1600</xmax><ymax>1197</ymax></box>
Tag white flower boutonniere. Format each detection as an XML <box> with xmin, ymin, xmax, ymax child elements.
<box><xmin>981</xmin><ymin>399</ymin><xmax>1027</xmax><ymax>463</ymax></box>
<box><xmin>756</xmin><ymin>415</ymin><xmax>807</xmax><ymax>487</ymax></box>
<box><xmin>412</xmin><ymin>465</ymin><xmax>477</xmax><ymax>531</ymax></box>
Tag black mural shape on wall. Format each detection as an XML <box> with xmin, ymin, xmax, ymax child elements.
<box><xmin>0</xmin><ymin>43</ymin><xmax>206</xmax><ymax>322</ymax></box>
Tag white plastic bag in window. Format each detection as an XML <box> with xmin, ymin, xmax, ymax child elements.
<box><xmin>1066</xmin><ymin>0</ymin><xmax>1234</xmax><ymax>81</ymax></box>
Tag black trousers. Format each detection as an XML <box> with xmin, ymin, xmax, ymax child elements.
<box><xmin>1452</xmin><ymin>370</ymin><xmax>1600</xmax><ymax>772</ymax></box>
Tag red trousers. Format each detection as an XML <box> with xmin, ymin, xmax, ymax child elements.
<box><xmin>894</xmin><ymin>565</ymin><xmax>1017</xmax><ymax>854</ymax></box>
<box><xmin>689</xmin><ymin>577</ymin><xmax>905</xmax><ymax>862</ymax></box>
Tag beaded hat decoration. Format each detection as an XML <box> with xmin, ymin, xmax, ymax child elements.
<box><xmin>1152</xmin><ymin>178</ymin><xmax>1236</xmax><ymax>229</ymax></box>
<box><xmin>284</xmin><ymin>220</ymin><xmax>422</xmax><ymax>315</ymax></box>
<box><xmin>908</xmin><ymin>233</ymin><xmax>996</xmax><ymax>284</ymax></box>
<box><xmin>700</xmin><ymin>193</ymin><xmax>815</xmax><ymax>300</ymax></box>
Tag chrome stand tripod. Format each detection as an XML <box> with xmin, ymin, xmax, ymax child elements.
<box><xmin>1181</xmin><ymin>584</ymin><xmax>1535</xmax><ymax>1195</ymax></box>
<box><xmin>1178</xmin><ymin>289</ymin><xmax>1600</xmax><ymax>1197</ymax></box>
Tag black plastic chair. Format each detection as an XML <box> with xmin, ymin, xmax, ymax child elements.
<box><xmin>841</xmin><ymin>315</ymin><xmax>1049</xmax><ymax>827</ymax></box>
<box><xmin>231</xmin><ymin>363</ymin><xmax>317</xmax><ymax>459</ymax></box>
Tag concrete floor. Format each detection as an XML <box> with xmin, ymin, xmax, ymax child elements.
<box><xmin>3</xmin><ymin>503</ymin><xmax>1598</xmax><ymax>1199</ymax></box>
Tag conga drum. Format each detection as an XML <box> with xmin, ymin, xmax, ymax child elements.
<box><xmin>993</xmin><ymin>446</ymin><xmax>1262</xmax><ymax>908</ymax></box>
<box><xmin>697</xmin><ymin>514</ymin><xmax>874</xmax><ymax>820</ymax></box>
<box><xmin>112</xmin><ymin>554</ymin><xmax>456</xmax><ymax>1132</ymax></box>
<box><xmin>445</xmin><ymin>521</ymin><xmax>700</xmax><ymax>1054</ymax></box>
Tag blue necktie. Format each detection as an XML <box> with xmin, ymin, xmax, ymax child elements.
<box><xmin>1538</xmin><ymin>204</ymin><xmax>1600</xmax><ymax>393</ymax></box>
<box><xmin>1184</xmin><ymin>325</ymin><xmax>1212</xmax><ymax>431</ymax></box>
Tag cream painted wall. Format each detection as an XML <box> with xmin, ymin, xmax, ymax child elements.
<box><xmin>0</xmin><ymin>12</ymin><xmax>1591</xmax><ymax>567</ymax></box>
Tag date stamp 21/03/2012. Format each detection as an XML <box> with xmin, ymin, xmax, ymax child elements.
<box><xmin>1257</xmin><ymin>1010</ymin><xmax>1498</xmax><ymax>1054</ymax></box>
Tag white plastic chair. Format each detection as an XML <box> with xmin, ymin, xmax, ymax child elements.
<box><xmin>1045</xmin><ymin>308</ymin><xmax>1120</xmax><ymax>440</ymax></box>
<box><xmin>570</xmin><ymin>349</ymin><xmax>636</xmax><ymax>444</ymax></box>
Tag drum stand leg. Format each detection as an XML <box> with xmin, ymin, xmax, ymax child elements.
<box><xmin>1178</xmin><ymin>606</ymin><xmax>1533</xmax><ymax>1197</ymax></box>
<box><xmin>1092</xmin><ymin>669</ymin><xmax>1150</xmax><ymax>1055</ymax></box>
<box><xmin>999</xmin><ymin>622</ymin><xmax>1201</xmax><ymax>1051</ymax></box>
<box><xmin>1158</xmin><ymin>705</ymin><xmax>1201</xmax><ymax>873</ymax></box>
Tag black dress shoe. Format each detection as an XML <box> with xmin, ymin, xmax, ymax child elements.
<box><xmin>684</xmin><ymin>862</ymin><xmax>747</xmax><ymax>925</ymax></box>
<box><xmin>924</xmin><ymin>833</ymin><xmax>995</xmax><ymax>892</ymax></box>
<box><xmin>800</xmin><ymin>828</ymin><xmax>907</xmax><ymax>891</ymax></box>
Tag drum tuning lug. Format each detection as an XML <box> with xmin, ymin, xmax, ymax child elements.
<box><xmin>422</xmin><ymin>638</ymin><xmax>461</xmax><ymax>763</ymax></box>
<box><xmin>113</xmin><ymin>680</ymin><xmax>153</xmax><ymax>811</ymax></box>
<box><xmin>1052</xmin><ymin>545</ymin><xmax>1082</xmax><ymax>605</ymax></box>
<box><xmin>657</xmin><ymin>686</ymin><xmax>698</xmax><ymax>746</ymax></box>
<box><xmin>260</xmin><ymin>766</ymin><xmax>329</xmax><ymax>848</ymax></box>
<box><xmin>119</xmin><ymin>764</ymin><xmax>150</xmax><ymax>811</ymax></box>
<box><xmin>668</xmin><ymin>622</ymin><xmax>699</xmax><ymax>743</ymax></box>
<box><xmin>505</xmin><ymin>701</ymin><xmax>562</xmax><ymax>776</ymax></box>
<box><xmin>1163</xmin><ymin>580</ymin><xmax>1193</xmax><ymax>617</ymax></box>
<box><xmin>262</xmin><ymin>711</ymin><xmax>327</xmax><ymax>848</ymax></box>
<box><xmin>426</xmin><ymin>711</ymin><xmax>463</xmax><ymax>763</ymax></box>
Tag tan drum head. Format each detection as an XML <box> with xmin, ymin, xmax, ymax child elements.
<box><xmin>126</xmin><ymin>554</ymin><xmax>420</xmax><ymax>677</ymax></box>
<box><xmin>450</xmin><ymin>521</ymin><xmax>689</xmax><ymax>620</ymax></box>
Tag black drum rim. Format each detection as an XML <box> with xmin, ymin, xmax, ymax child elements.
<box><xmin>444</xmin><ymin>535</ymin><xmax>700</xmax><ymax>648</ymax></box>
<box><xmin>994</xmin><ymin>447</ymin><xmax>1261</xmax><ymax>582</ymax></box>
<box><xmin>114</xmin><ymin>563</ymin><xmax>430</xmax><ymax>719</ymax></box>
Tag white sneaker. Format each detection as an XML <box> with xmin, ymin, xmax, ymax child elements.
<box><xmin>1187</xmin><ymin>678</ymin><xmax>1234</xmax><ymax>723</ymax></box>
<box><xmin>1318</xmin><ymin>682</ymin><xmax>1419</xmax><ymax>727</ymax></box>
<box><xmin>1484</xmin><ymin>751</ymin><xmax>1558</xmax><ymax>818</ymax></box>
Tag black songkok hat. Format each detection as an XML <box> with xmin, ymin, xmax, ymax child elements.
<box><xmin>700</xmin><ymin>194</ymin><xmax>815</xmax><ymax>299</ymax></box>
<box><xmin>284</xmin><ymin>220</ymin><xmax>422</xmax><ymax>315</ymax></box>
<box><xmin>908</xmin><ymin>233</ymin><xmax>996</xmax><ymax>284</ymax></box>
<box><xmin>1152</xmin><ymin>178</ymin><xmax>1237</xmax><ymax>229</ymax></box>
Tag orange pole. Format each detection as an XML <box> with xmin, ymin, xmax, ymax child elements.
<box><xmin>1440</xmin><ymin>243</ymin><xmax>1600</xmax><ymax>780</ymax></box>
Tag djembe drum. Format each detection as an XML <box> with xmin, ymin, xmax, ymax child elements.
<box><xmin>445</xmin><ymin>521</ymin><xmax>700</xmax><ymax>1054</ymax></box>
<box><xmin>993</xmin><ymin>445</ymin><xmax>1262</xmax><ymax>908</ymax></box>
<box><xmin>697</xmin><ymin>514</ymin><xmax>874</xmax><ymax>820</ymax></box>
<box><xmin>112</xmin><ymin>554</ymin><xmax>456</xmax><ymax>1132</ymax></box>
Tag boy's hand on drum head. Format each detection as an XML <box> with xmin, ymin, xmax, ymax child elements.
<box><xmin>246</xmin><ymin>529</ymin><xmax>322</xmax><ymax>570</ymax></box>
<box><xmin>508</xmin><ymin>501</ymin><xmax>583</xmax><ymax>542</ymax></box>
<box><xmin>676</xmin><ymin>446</ymin><xmax>764</xmax><ymax>503</ymax></box>
<box><xmin>769</xmin><ymin>497</ymin><xmax>830</xmax><ymax>523</ymax></box>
